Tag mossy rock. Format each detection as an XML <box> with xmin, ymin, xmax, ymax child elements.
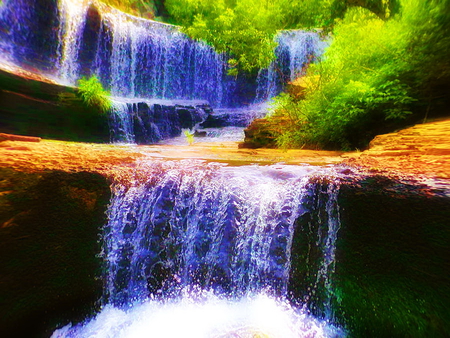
<box><xmin>0</xmin><ymin>168</ymin><xmax>111</xmax><ymax>337</ymax></box>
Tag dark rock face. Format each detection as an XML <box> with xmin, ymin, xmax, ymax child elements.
<box><xmin>289</xmin><ymin>178</ymin><xmax>337</xmax><ymax>315</ymax></box>
<box><xmin>135</xmin><ymin>103</ymin><xmax>179</xmax><ymax>144</ymax></box>
<box><xmin>199</xmin><ymin>105</ymin><xmax>266</xmax><ymax>129</ymax></box>
<box><xmin>322</xmin><ymin>176</ymin><xmax>449</xmax><ymax>337</ymax></box>
<box><xmin>288</xmin><ymin>175</ymin><xmax>450</xmax><ymax>337</ymax></box>
<box><xmin>200</xmin><ymin>110</ymin><xmax>249</xmax><ymax>128</ymax></box>
<box><xmin>0</xmin><ymin>69</ymin><xmax>110</xmax><ymax>142</ymax></box>
<box><xmin>77</xmin><ymin>5</ymin><xmax>102</xmax><ymax>78</ymax></box>
<box><xmin>0</xmin><ymin>168</ymin><xmax>111</xmax><ymax>338</ymax></box>
<box><xmin>109</xmin><ymin>101</ymin><xmax>212</xmax><ymax>144</ymax></box>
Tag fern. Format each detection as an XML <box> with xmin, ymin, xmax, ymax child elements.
<box><xmin>77</xmin><ymin>76</ymin><xmax>112</xmax><ymax>113</ymax></box>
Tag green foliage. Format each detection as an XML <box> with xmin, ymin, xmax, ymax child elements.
<box><xmin>163</xmin><ymin>0</ymin><xmax>402</xmax><ymax>73</ymax></box>
<box><xmin>270</xmin><ymin>0</ymin><xmax>449</xmax><ymax>150</ymax></box>
<box><xmin>77</xmin><ymin>76</ymin><xmax>112</xmax><ymax>114</ymax></box>
<box><xmin>165</xmin><ymin>0</ymin><xmax>281</xmax><ymax>73</ymax></box>
<box><xmin>164</xmin><ymin>0</ymin><xmax>366</xmax><ymax>73</ymax></box>
<box><xmin>102</xmin><ymin>0</ymin><xmax>157</xmax><ymax>18</ymax></box>
<box><xmin>183</xmin><ymin>129</ymin><xmax>194</xmax><ymax>145</ymax></box>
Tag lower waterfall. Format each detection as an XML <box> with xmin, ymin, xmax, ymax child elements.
<box><xmin>52</xmin><ymin>160</ymin><xmax>346</xmax><ymax>337</ymax></box>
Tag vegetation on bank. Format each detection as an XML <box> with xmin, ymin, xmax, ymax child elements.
<box><xmin>266</xmin><ymin>0</ymin><xmax>450</xmax><ymax>150</ymax></box>
<box><xmin>101</xmin><ymin>0</ymin><xmax>158</xmax><ymax>18</ymax></box>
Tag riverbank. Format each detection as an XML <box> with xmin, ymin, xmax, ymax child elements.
<box><xmin>342</xmin><ymin>118</ymin><xmax>450</xmax><ymax>180</ymax></box>
<box><xmin>1</xmin><ymin>118</ymin><xmax>450</xmax><ymax>182</ymax></box>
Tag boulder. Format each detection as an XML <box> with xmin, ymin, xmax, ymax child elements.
<box><xmin>0</xmin><ymin>67</ymin><xmax>110</xmax><ymax>143</ymax></box>
<box><xmin>0</xmin><ymin>168</ymin><xmax>110</xmax><ymax>337</ymax></box>
<box><xmin>239</xmin><ymin>118</ymin><xmax>277</xmax><ymax>149</ymax></box>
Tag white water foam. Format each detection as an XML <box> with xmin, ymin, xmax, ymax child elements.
<box><xmin>52</xmin><ymin>291</ymin><xmax>344</xmax><ymax>338</ymax></box>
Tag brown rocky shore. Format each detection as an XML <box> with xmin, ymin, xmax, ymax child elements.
<box><xmin>1</xmin><ymin>117</ymin><xmax>449</xmax><ymax>181</ymax></box>
<box><xmin>342</xmin><ymin>118</ymin><xmax>450</xmax><ymax>180</ymax></box>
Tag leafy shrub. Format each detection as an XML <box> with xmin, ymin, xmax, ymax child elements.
<box><xmin>77</xmin><ymin>76</ymin><xmax>112</xmax><ymax>114</ymax></box>
<box><xmin>269</xmin><ymin>0</ymin><xmax>449</xmax><ymax>150</ymax></box>
<box><xmin>102</xmin><ymin>0</ymin><xmax>156</xmax><ymax>18</ymax></box>
<box><xmin>183</xmin><ymin>129</ymin><xmax>194</xmax><ymax>145</ymax></box>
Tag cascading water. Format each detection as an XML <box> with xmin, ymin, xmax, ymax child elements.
<box><xmin>108</xmin><ymin>98</ymin><xmax>210</xmax><ymax>144</ymax></box>
<box><xmin>0</xmin><ymin>0</ymin><xmax>325</xmax><ymax>109</ymax></box>
<box><xmin>255</xmin><ymin>30</ymin><xmax>327</xmax><ymax>103</ymax></box>
<box><xmin>52</xmin><ymin>160</ymin><xmax>346</xmax><ymax>337</ymax></box>
<box><xmin>0</xmin><ymin>0</ymin><xmax>238</xmax><ymax>107</ymax></box>
<box><xmin>0</xmin><ymin>0</ymin><xmax>326</xmax><ymax>144</ymax></box>
<box><xmin>0</xmin><ymin>0</ymin><xmax>61</xmax><ymax>72</ymax></box>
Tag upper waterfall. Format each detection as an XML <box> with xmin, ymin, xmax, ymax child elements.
<box><xmin>0</xmin><ymin>0</ymin><xmax>325</xmax><ymax>108</ymax></box>
<box><xmin>255</xmin><ymin>30</ymin><xmax>328</xmax><ymax>103</ymax></box>
<box><xmin>58</xmin><ymin>0</ymin><xmax>238</xmax><ymax>107</ymax></box>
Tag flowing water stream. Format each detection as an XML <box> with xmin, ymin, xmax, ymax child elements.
<box><xmin>52</xmin><ymin>161</ymin><xmax>347</xmax><ymax>337</ymax></box>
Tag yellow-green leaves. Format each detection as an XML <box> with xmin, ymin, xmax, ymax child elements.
<box><xmin>183</xmin><ymin>129</ymin><xmax>195</xmax><ymax>145</ymax></box>
<box><xmin>77</xmin><ymin>76</ymin><xmax>112</xmax><ymax>114</ymax></box>
<box><xmin>268</xmin><ymin>0</ymin><xmax>444</xmax><ymax>150</ymax></box>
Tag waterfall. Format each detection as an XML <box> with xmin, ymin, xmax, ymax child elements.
<box><xmin>1</xmin><ymin>0</ymin><xmax>325</xmax><ymax>109</ymax></box>
<box><xmin>0</xmin><ymin>0</ymin><xmax>61</xmax><ymax>71</ymax></box>
<box><xmin>108</xmin><ymin>98</ymin><xmax>210</xmax><ymax>144</ymax></box>
<box><xmin>0</xmin><ymin>0</ymin><xmax>236</xmax><ymax>106</ymax></box>
<box><xmin>52</xmin><ymin>161</ymin><xmax>346</xmax><ymax>337</ymax></box>
<box><xmin>58</xmin><ymin>0</ymin><xmax>237</xmax><ymax>106</ymax></box>
<box><xmin>255</xmin><ymin>30</ymin><xmax>327</xmax><ymax>103</ymax></box>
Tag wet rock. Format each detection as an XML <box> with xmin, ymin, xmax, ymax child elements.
<box><xmin>77</xmin><ymin>4</ymin><xmax>102</xmax><ymax>77</ymax></box>
<box><xmin>200</xmin><ymin>107</ymin><xmax>265</xmax><ymax>129</ymax></box>
<box><xmin>111</xmin><ymin>100</ymin><xmax>213</xmax><ymax>144</ymax></box>
<box><xmin>200</xmin><ymin>113</ymin><xmax>227</xmax><ymax>128</ymax></box>
<box><xmin>240</xmin><ymin>119</ymin><xmax>277</xmax><ymax>149</ymax></box>
<box><xmin>0</xmin><ymin>68</ymin><xmax>110</xmax><ymax>143</ymax></box>
<box><xmin>333</xmin><ymin>177</ymin><xmax>450</xmax><ymax>337</ymax></box>
<box><xmin>0</xmin><ymin>133</ymin><xmax>41</xmax><ymax>143</ymax></box>
<box><xmin>0</xmin><ymin>168</ymin><xmax>110</xmax><ymax>337</ymax></box>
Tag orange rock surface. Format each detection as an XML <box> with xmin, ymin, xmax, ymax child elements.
<box><xmin>342</xmin><ymin>118</ymin><xmax>450</xmax><ymax>179</ymax></box>
<box><xmin>0</xmin><ymin>118</ymin><xmax>449</xmax><ymax>182</ymax></box>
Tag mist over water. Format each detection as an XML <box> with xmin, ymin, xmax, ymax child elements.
<box><xmin>52</xmin><ymin>292</ymin><xmax>344</xmax><ymax>338</ymax></box>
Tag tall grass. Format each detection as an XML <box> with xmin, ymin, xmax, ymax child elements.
<box><xmin>77</xmin><ymin>76</ymin><xmax>112</xmax><ymax>113</ymax></box>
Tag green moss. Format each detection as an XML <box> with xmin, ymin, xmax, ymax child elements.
<box><xmin>334</xmin><ymin>181</ymin><xmax>450</xmax><ymax>337</ymax></box>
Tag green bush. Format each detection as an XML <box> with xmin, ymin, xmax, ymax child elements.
<box><xmin>163</xmin><ymin>1</ymin><xmax>401</xmax><ymax>74</ymax></box>
<box><xmin>269</xmin><ymin>0</ymin><xmax>450</xmax><ymax>150</ymax></box>
<box><xmin>77</xmin><ymin>76</ymin><xmax>112</xmax><ymax>114</ymax></box>
<box><xmin>165</xmin><ymin>0</ymin><xmax>279</xmax><ymax>73</ymax></box>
